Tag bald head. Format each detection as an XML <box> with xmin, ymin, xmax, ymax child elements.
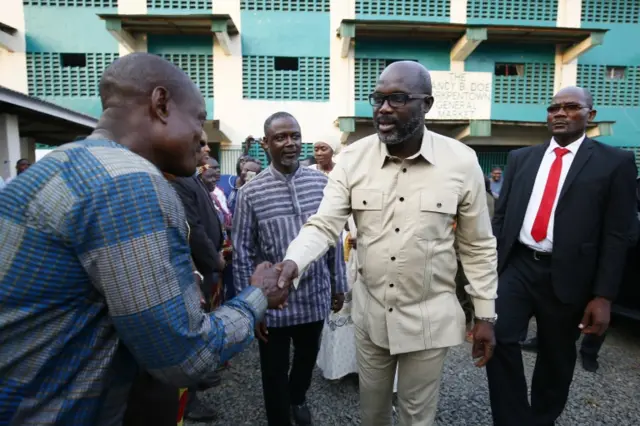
<box><xmin>378</xmin><ymin>61</ymin><xmax>432</xmax><ymax>95</ymax></box>
<box><xmin>553</xmin><ymin>86</ymin><xmax>593</xmax><ymax>108</ymax></box>
<box><xmin>93</xmin><ymin>52</ymin><xmax>207</xmax><ymax>178</ymax></box>
<box><xmin>99</xmin><ymin>52</ymin><xmax>199</xmax><ymax>109</ymax></box>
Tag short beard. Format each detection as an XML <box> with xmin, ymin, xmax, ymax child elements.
<box><xmin>376</xmin><ymin>113</ymin><xmax>424</xmax><ymax>145</ymax></box>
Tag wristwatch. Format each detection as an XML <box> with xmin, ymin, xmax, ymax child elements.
<box><xmin>475</xmin><ymin>315</ymin><xmax>498</xmax><ymax>325</ymax></box>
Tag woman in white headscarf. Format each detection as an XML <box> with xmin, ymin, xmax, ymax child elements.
<box><xmin>308</xmin><ymin>140</ymin><xmax>341</xmax><ymax>175</ymax></box>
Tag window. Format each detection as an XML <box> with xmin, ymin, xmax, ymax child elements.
<box><xmin>274</xmin><ymin>57</ymin><xmax>299</xmax><ymax>71</ymax></box>
<box><xmin>60</xmin><ymin>53</ymin><xmax>87</xmax><ymax>68</ymax></box>
<box><xmin>494</xmin><ymin>63</ymin><xmax>524</xmax><ymax>77</ymax></box>
<box><xmin>468</xmin><ymin>0</ymin><xmax>558</xmax><ymax>21</ymax></box>
<box><xmin>606</xmin><ymin>66</ymin><xmax>626</xmax><ymax>80</ymax></box>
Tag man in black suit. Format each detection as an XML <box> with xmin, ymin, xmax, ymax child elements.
<box><xmin>487</xmin><ymin>86</ymin><xmax>638</xmax><ymax>426</ymax></box>
<box><xmin>169</xmin><ymin>130</ymin><xmax>225</xmax><ymax>422</ymax></box>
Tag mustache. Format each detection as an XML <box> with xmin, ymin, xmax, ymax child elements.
<box><xmin>375</xmin><ymin>116</ymin><xmax>398</xmax><ymax>125</ymax></box>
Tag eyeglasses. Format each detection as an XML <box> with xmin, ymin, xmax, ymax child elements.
<box><xmin>369</xmin><ymin>92</ymin><xmax>432</xmax><ymax>108</ymax></box>
<box><xmin>546</xmin><ymin>103</ymin><xmax>591</xmax><ymax>114</ymax></box>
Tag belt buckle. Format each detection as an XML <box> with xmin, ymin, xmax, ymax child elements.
<box><xmin>533</xmin><ymin>250</ymin><xmax>541</xmax><ymax>261</ymax></box>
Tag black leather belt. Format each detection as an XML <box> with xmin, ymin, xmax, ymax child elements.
<box><xmin>516</xmin><ymin>242</ymin><xmax>552</xmax><ymax>261</ymax></box>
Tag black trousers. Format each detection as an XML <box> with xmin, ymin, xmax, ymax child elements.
<box><xmin>123</xmin><ymin>372</ymin><xmax>179</xmax><ymax>426</ymax></box>
<box><xmin>487</xmin><ymin>244</ymin><xmax>585</xmax><ymax>426</ymax></box>
<box><xmin>258</xmin><ymin>320</ymin><xmax>324</xmax><ymax>426</ymax></box>
<box><xmin>580</xmin><ymin>332</ymin><xmax>606</xmax><ymax>359</ymax></box>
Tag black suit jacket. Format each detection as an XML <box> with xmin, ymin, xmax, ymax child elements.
<box><xmin>493</xmin><ymin>137</ymin><xmax>638</xmax><ymax>305</ymax></box>
<box><xmin>170</xmin><ymin>175</ymin><xmax>223</xmax><ymax>276</ymax></box>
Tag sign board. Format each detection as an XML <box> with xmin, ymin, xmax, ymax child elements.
<box><xmin>428</xmin><ymin>71</ymin><xmax>492</xmax><ymax>120</ymax></box>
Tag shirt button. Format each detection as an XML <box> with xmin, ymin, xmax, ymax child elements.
<box><xmin>395</xmin><ymin>228</ymin><xmax>399</xmax><ymax>233</ymax></box>
<box><xmin>388</xmin><ymin>308</ymin><xmax>393</xmax><ymax>312</ymax></box>
<box><xmin>436</xmin><ymin>202</ymin><xmax>442</xmax><ymax>208</ymax></box>
<box><xmin>389</xmin><ymin>283</ymin><xmax>394</xmax><ymax>288</ymax></box>
<box><xmin>363</xmin><ymin>200</ymin><xmax>367</xmax><ymax>205</ymax></box>
<box><xmin>402</xmin><ymin>168</ymin><xmax>407</xmax><ymax>173</ymax></box>
<box><xmin>391</xmin><ymin>256</ymin><xmax>396</xmax><ymax>261</ymax></box>
<box><xmin>399</xmin><ymin>197</ymin><xmax>405</xmax><ymax>202</ymax></box>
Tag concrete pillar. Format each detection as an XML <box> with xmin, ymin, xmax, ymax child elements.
<box><xmin>0</xmin><ymin>114</ymin><xmax>21</xmax><ymax>179</ymax></box>
<box><xmin>554</xmin><ymin>0</ymin><xmax>582</xmax><ymax>92</ymax></box>
<box><xmin>117</xmin><ymin>0</ymin><xmax>148</xmax><ymax>56</ymax></box>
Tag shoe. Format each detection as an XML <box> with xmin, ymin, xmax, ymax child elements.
<box><xmin>520</xmin><ymin>337</ymin><xmax>538</xmax><ymax>352</ymax></box>
<box><xmin>581</xmin><ymin>353</ymin><xmax>599</xmax><ymax>373</ymax></box>
<box><xmin>291</xmin><ymin>403</ymin><xmax>312</xmax><ymax>425</ymax></box>
<box><xmin>184</xmin><ymin>392</ymin><xmax>219</xmax><ymax>422</ymax></box>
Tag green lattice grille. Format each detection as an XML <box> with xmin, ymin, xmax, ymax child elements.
<box><xmin>27</xmin><ymin>52</ymin><xmax>118</xmax><ymax>97</ymax></box>
<box><xmin>477</xmin><ymin>151</ymin><xmax>509</xmax><ymax>175</ymax></box>
<box><xmin>493</xmin><ymin>63</ymin><xmax>554</xmax><ymax>104</ymax></box>
<box><xmin>240</xmin><ymin>0</ymin><xmax>329</xmax><ymax>12</ymax></box>
<box><xmin>355</xmin><ymin>58</ymin><xmax>388</xmax><ymax>101</ymax></box>
<box><xmin>147</xmin><ymin>0</ymin><xmax>211</xmax><ymax>9</ymax></box>
<box><xmin>577</xmin><ymin>65</ymin><xmax>640</xmax><ymax>107</ymax></box>
<box><xmin>23</xmin><ymin>0</ymin><xmax>116</xmax><ymax>5</ymax></box>
<box><xmin>243</xmin><ymin>57</ymin><xmax>330</xmax><ymax>101</ymax></box>
<box><xmin>160</xmin><ymin>54</ymin><xmax>213</xmax><ymax>98</ymax></box>
<box><xmin>245</xmin><ymin>143</ymin><xmax>314</xmax><ymax>166</ymax></box>
<box><xmin>355</xmin><ymin>0</ymin><xmax>449</xmax><ymax>17</ymax></box>
<box><xmin>467</xmin><ymin>0</ymin><xmax>558</xmax><ymax>21</ymax></box>
<box><xmin>582</xmin><ymin>0</ymin><xmax>639</xmax><ymax>24</ymax></box>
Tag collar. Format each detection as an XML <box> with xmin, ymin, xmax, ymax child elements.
<box><xmin>378</xmin><ymin>127</ymin><xmax>436</xmax><ymax>168</ymax></box>
<box><xmin>268</xmin><ymin>163</ymin><xmax>302</xmax><ymax>182</ymax></box>
<box><xmin>548</xmin><ymin>133</ymin><xmax>586</xmax><ymax>156</ymax></box>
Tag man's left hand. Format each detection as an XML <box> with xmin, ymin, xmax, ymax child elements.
<box><xmin>331</xmin><ymin>293</ymin><xmax>345</xmax><ymax>313</ymax></box>
<box><xmin>471</xmin><ymin>320</ymin><xmax>496</xmax><ymax>368</ymax></box>
<box><xmin>579</xmin><ymin>297</ymin><xmax>611</xmax><ymax>336</ymax></box>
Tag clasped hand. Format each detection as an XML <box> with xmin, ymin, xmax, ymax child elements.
<box><xmin>250</xmin><ymin>261</ymin><xmax>297</xmax><ymax>309</ymax></box>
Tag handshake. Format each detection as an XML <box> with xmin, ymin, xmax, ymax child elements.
<box><xmin>250</xmin><ymin>260</ymin><xmax>299</xmax><ymax>309</ymax></box>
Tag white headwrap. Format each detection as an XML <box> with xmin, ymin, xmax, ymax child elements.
<box><xmin>314</xmin><ymin>140</ymin><xmax>341</xmax><ymax>156</ymax></box>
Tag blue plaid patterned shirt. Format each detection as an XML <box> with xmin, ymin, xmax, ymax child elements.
<box><xmin>232</xmin><ymin>165</ymin><xmax>348</xmax><ymax>328</ymax></box>
<box><xmin>0</xmin><ymin>139</ymin><xmax>267</xmax><ymax>425</ymax></box>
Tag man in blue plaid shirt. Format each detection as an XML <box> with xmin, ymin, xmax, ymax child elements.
<box><xmin>0</xmin><ymin>53</ymin><xmax>288</xmax><ymax>425</ymax></box>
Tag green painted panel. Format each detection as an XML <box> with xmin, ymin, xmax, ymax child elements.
<box><xmin>582</xmin><ymin>0</ymin><xmax>639</xmax><ymax>24</ymax></box>
<box><xmin>467</xmin><ymin>0</ymin><xmax>557</xmax><ymax>22</ymax></box>
<box><xmin>24</xmin><ymin>0</ymin><xmax>116</xmax><ymax>5</ymax></box>
<box><xmin>146</xmin><ymin>0</ymin><xmax>211</xmax><ymax>9</ymax></box>
<box><xmin>24</xmin><ymin>6</ymin><xmax>118</xmax><ymax>52</ymax></box>
<box><xmin>27</xmin><ymin>52</ymin><xmax>118</xmax><ymax>97</ymax></box>
<box><xmin>243</xmin><ymin>56</ymin><xmax>330</xmax><ymax>101</ymax></box>
<box><xmin>621</xmin><ymin>146</ymin><xmax>640</xmax><ymax>172</ymax></box>
<box><xmin>40</xmin><ymin>97</ymin><xmax>103</xmax><ymax>118</ymax></box>
<box><xmin>578</xmin><ymin>65</ymin><xmax>640</xmax><ymax>107</ymax></box>
<box><xmin>355</xmin><ymin>0</ymin><xmax>449</xmax><ymax>19</ymax></box>
<box><xmin>241</xmin><ymin>0</ymin><xmax>329</xmax><ymax>12</ymax></box>
<box><xmin>493</xmin><ymin>63</ymin><xmax>554</xmax><ymax>105</ymax></box>
<box><xmin>240</xmin><ymin>12</ymin><xmax>330</xmax><ymax>57</ymax></box>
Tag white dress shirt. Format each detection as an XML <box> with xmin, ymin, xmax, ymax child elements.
<box><xmin>519</xmin><ymin>134</ymin><xmax>586</xmax><ymax>252</ymax></box>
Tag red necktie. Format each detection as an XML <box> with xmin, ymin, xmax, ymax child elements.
<box><xmin>530</xmin><ymin>147</ymin><xmax>570</xmax><ymax>242</ymax></box>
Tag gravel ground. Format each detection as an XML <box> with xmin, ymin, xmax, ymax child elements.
<box><xmin>188</xmin><ymin>317</ymin><xmax>640</xmax><ymax>426</ymax></box>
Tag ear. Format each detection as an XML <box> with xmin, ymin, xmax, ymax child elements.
<box><xmin>150</xmin><ymin>86</ymin><xmax>171</xmax><ymax>124</ymax></box>
<box><xmin>587</xmin><ymin>108</ymin><xmax>597</xmax><ymax>122</ymax></box>
<box><xmin>424</xmin><ymin>96</ymin><xmax>435</xmax><ymax>114</ymax></box>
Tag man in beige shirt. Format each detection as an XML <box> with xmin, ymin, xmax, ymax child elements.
<box><xmin>275</xmin><ymin>61</ymin><xmax>498</xmax><ymax>426</ymax></box>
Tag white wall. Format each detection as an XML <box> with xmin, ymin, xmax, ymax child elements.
<box><xmin>0</xmin><ymin>0</ymin><xmax>27</xmax><ymax>93</ymax></box>
<box><xmin>213</xmin><ymin>0</ymin><xmax>355</xmax><ymax>147</ymax></box>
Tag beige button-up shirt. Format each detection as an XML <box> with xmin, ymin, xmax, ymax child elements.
<box><xmin>284</xmin><ymin>129</ymin><xmax>498</xmax><ymax>354</ymax></box>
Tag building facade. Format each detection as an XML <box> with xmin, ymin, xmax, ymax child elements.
<box><xmin>1</xmin><ymin>0</ymin><xmax>639</xmax><ymax>174</ymax></box>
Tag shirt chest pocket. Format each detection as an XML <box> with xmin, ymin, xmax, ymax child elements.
<box><xmin>416</xmin><ymin>191</ymin><xmax>457</xmax><ymax>240</ymax></box>
<box><xmin>352</xmin><ymin>189</ymin><xmax>383</xmax><ymax>237</ymax></box>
